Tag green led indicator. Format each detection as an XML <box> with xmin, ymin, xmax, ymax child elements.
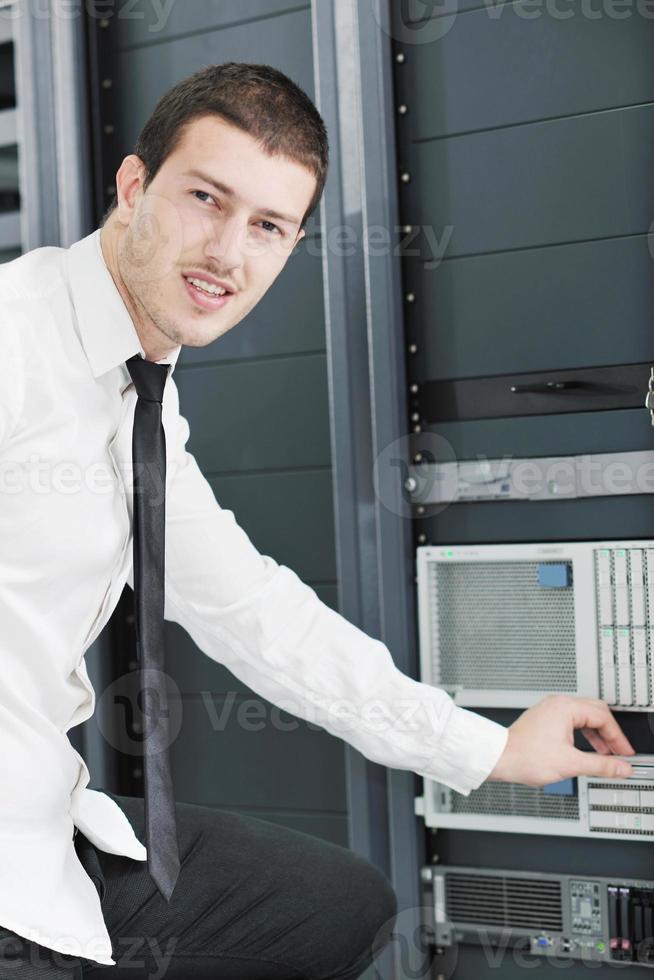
<box><xmin>447</xmin><ymin>550</ymin><xmax>453</xmax><ymax>557</ymax></box>
<box><xmin>597</xmin><ymin>942</ymin><xmax>606</xmax><ymax>953</ymax></box>
<box><xmin>615</xmin><ymin>550</ymin><xmax>626</xmax><ymax>556</ymax></box>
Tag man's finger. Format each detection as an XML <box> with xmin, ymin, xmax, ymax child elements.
<box><xmin>568</xmin><ymin>698</ymin><xmax>635</xmax><ymax>756</ymax></box>
<box><xmin>570</xmin><ymin>748</ymin><xmax>633</xmax><ymax>779</ymax></box>
<box><xmin>580</xmin><ymin>727</ymin><xmax>610</xmax><ymax>755</ymax></box>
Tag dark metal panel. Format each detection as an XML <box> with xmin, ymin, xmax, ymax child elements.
<box><xmin>397</xmin><ymin>15</ymin><xmax>654</xmax><ymax>141</ymax></box>
<box><xmin>178</xmin><ymin>236</ymin><xmax>325</xmax><ymax>365</ymax></box>
<box><xmin>115</xmin><ymin>0</ymin><xmax>309</xmax><ymax>48</ymax></box>
<box><xmin>170</xmin><ymin>695</ymin><xmax>347</xmax><ymax>811</ymax></box>
<box><xmin>207</xmin><ymin>469</ymin><xmax>336</xmax><ymax>581</ymax></box>
<box><xmin>113</xmin><ymin>8</ymin><xmax>315</xmax><ymax>151</ymax></box>
<box><xmin>419</xmin><ymin>496</ymin><xmax>654</xmax><ymax>546</ymax></box>
<box><xmin>403</xmin><ymin>105</ymin><xmax>654</xmax><ymax>257</ymax></box>
<box><xmin>419</xmin><ymin>406</ymin><xmax>652</xmax><ymax>460</ymax></box>
<box><xmin>175</xmin><ymin>353</ymin><xmax>331</xmax><ymax>473</ymax></box>
<box><xmin>417</xmin><ymin>362</ymin><xmax>651</xmax><ymax>423</ymax></box>
<box><xmin>407</xmin><ymin>235</ymin><xmax>654</xmax><ymax>380</ymax></box>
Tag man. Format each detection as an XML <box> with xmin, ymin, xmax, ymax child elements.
<box><xmin>0</xmin><ymin>62</ymin><xmax>634</xmax><ymax>979</ymax></box>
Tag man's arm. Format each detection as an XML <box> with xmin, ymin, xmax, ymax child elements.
<box><xmin>161</xmin><ymin>381</ymin><xmax>634</xmax><ymax>794</ymax></box>
<box><xmin>0</xmin><ymin>315</ymin><xmax>24</xmax><ymax>448</ymax></box>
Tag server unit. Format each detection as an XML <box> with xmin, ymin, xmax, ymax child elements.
<box><xmin>416</xmin><ymin>756</ymin><xmax>654</xmax><ymax>839</ymax></box>
<box><xmin>417</xmin><ymin>539</ymin><xmax>654</xmax><ymax>709</ymax></box>
<box><xmin>423</xmin><ymin>864</ymin><xmax>654</xmax><ymax>968</ymax></box>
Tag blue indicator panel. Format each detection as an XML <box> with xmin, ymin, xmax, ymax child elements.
<box><xmin>538</xmin><ymin>563</ymin><xmax>572</xmax><ymax>588</ymax></box>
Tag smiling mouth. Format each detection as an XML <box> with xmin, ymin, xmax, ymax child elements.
<box><xmin>182</xmin><ymin>274</ymin><xmax>235</xmax><ymax>309</ymax></box>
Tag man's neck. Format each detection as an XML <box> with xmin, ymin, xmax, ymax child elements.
<box><xmin>99</xmin><ymin>219</ymin><xmax>178</xmax><ymax>363</ymax></box>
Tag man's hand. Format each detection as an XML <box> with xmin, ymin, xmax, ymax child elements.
<box><xmin>489</xmin><ymin>694</ymin><xmax>635</xmax><ymax>786</ymax></box>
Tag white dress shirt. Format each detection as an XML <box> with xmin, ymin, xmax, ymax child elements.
<box><xmin>0</xmin><ymin>228</ymin><xmax>508</xmax><ymax>966</ymax></box>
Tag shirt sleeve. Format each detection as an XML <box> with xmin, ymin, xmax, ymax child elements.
<box><xmin>0</xmin><ymin>314</ymin><xmax>24</xmax><ymax>449</ymax></box>
<box><xmin>160</xmin><ymin>381</ymin><xmax>508</xmax><ymax>796</ymax></box>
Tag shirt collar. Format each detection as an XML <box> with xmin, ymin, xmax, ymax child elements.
<box><xmin>65</xmin><ymin>228</ymin><xmax>182</xmax><ymax>380</ymax></box>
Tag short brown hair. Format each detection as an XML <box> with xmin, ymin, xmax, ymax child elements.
<box><xmin>102</xmin><ymin>62</ymin><xmax>329</xmax><ymax>228</ymax></box>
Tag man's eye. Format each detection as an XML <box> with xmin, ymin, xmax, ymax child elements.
<box><xmin>193</xmin><ymin>190</ymin><xmax>215</xmax><ymax>205</ymax></box>
<box><xmin>258</xmin><ymin>220</ymin><xmax>282</xmax><ymax>236</ymax></box>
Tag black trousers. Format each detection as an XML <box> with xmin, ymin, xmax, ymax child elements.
<box><xmin>0</xmin><ymin>792</ymin><xmax>397</xmax><ymax>979</ymax></box>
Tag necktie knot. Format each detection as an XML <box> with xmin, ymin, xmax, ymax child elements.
<box><xmin>126</xmin><ymin>354</ymin><xmax>170</xmax><ymax>403</ymax></box>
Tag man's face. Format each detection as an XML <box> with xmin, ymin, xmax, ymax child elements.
<box><xmin>113</xmin><ymin>114</ymin><xmax>316</xmax><ymax>350</ymax></box>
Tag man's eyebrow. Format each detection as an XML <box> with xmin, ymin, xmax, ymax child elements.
<box><xmin>183</xmin><ymin>169</ymin><xmax>303</xmax><ymax>226</ymax></box>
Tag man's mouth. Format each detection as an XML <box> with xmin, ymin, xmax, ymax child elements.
<box><xmin>182</xmin><ymin>274</ymin><xmax>235</xmax><ymax>310</ymax></box>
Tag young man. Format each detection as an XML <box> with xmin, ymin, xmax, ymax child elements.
<box><xmin>0</xmin><ymin>63</ymin><xmax>634</xmax><ymax>979</ymax></box>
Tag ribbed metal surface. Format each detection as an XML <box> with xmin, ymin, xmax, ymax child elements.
<box><xmin>428</xmin><ymin>560</ymin><xmax>576</xmax><ymax>690</ymax></box>
<box><xmin>449</xmin><ymin>781</ymin><xmax>580</xmax><ymax>821</ymax></box>
<box><xmin>445</xmin><ymin>872</ymin><xmax>563</xmax><ymax>931</ymax></box>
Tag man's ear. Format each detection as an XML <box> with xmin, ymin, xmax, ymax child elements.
<box><xmin>115</xmin><ymin>155</ymin><xmax>146</xmax><ymax>223</ymax></box>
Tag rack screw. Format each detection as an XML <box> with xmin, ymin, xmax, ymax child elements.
<box><xmin>414</xmin><ymin>453</ymin><xmax>423</xmax><ymax>463</ymax></box>
<box><xmin>398</xmin><ymin>104</ymin><xmax>408</xmax><ymax>115</ymax></box>
<box><xmin>396</xmin><ymin>52</ymin><xmax>406</xmax><ymax>63</ymax></box>
<box><xmin>410</xmin><ymin>383</ymin><xmax>419</xmax><ymax>394</ymax></box>
<box><xmin>401</xmin><ymin>172</ymin><xmax>411</xmax><ymax>183</ymax></box>
<box><xmin>102</xmin><ymin>78</ymin><xmax>113</xmax><ymax>89</ymax></box>
<box><xmin>409</xmin><ymin>343</ymin><xmax>418</xmax><ymax>354</ymax></box>
<box><xmin>406</xmin><ymin>292</ymin><xmax>415</xmax><ymax>303</ymax></box>
<box><xmin>418</xmin><ymin>533</ymin><xmax>427</xmax><ymax>544</ymax></box>
<box><xmin>402</xmin><ymin>224</ymin><xmax>413</xmax><ymax>234</ymax></box>
<box><xmin>104</xmin><ymin>123</ymin><xmax>114</xmax><ymax>135</ymax></box>
<box><xmin>414</xmin><ymin>425</ymin><xmax>422</xmax><ymax>433</ymax></box>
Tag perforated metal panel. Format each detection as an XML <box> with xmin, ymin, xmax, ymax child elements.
<box><xmin>448</xmin><ymin>781</ymin><xmax>580</xmax><ymax>822</ymax></box>
<box><xmin>445</xmin><ymin>872</ymin><xmax>563</xmax><ymax>931</ymax></box>
<box><xmin>427</xmin><ymin>560</ymin><xmax>576</xmax><ymax>690</ymax></box>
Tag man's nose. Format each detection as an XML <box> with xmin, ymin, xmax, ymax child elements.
<box><xmin>204</xmin><ymin>216</ymin><xmax>245</xmax><ymax>273</ymax></box>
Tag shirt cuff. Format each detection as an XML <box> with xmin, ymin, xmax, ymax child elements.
<box><xmin>415</xmin><ymin>703</ymin><xmax>509</xmax><ymax>796</ymax></box>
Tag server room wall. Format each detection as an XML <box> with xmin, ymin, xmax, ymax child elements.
<box><xmin>100</xmin><ymin>2</ymin><xmax>348</xmax><ymax>847</ymax></box>
<box><xmin>392</xmin><ymin>6</ymin><xmax>654</xmax><ymax>979</ymax></box>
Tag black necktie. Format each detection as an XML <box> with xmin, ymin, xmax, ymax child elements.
<box><xmin>126</xmin><ymin>353</ymin><xmax>180</xmax><ymax>902</ymax></box>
